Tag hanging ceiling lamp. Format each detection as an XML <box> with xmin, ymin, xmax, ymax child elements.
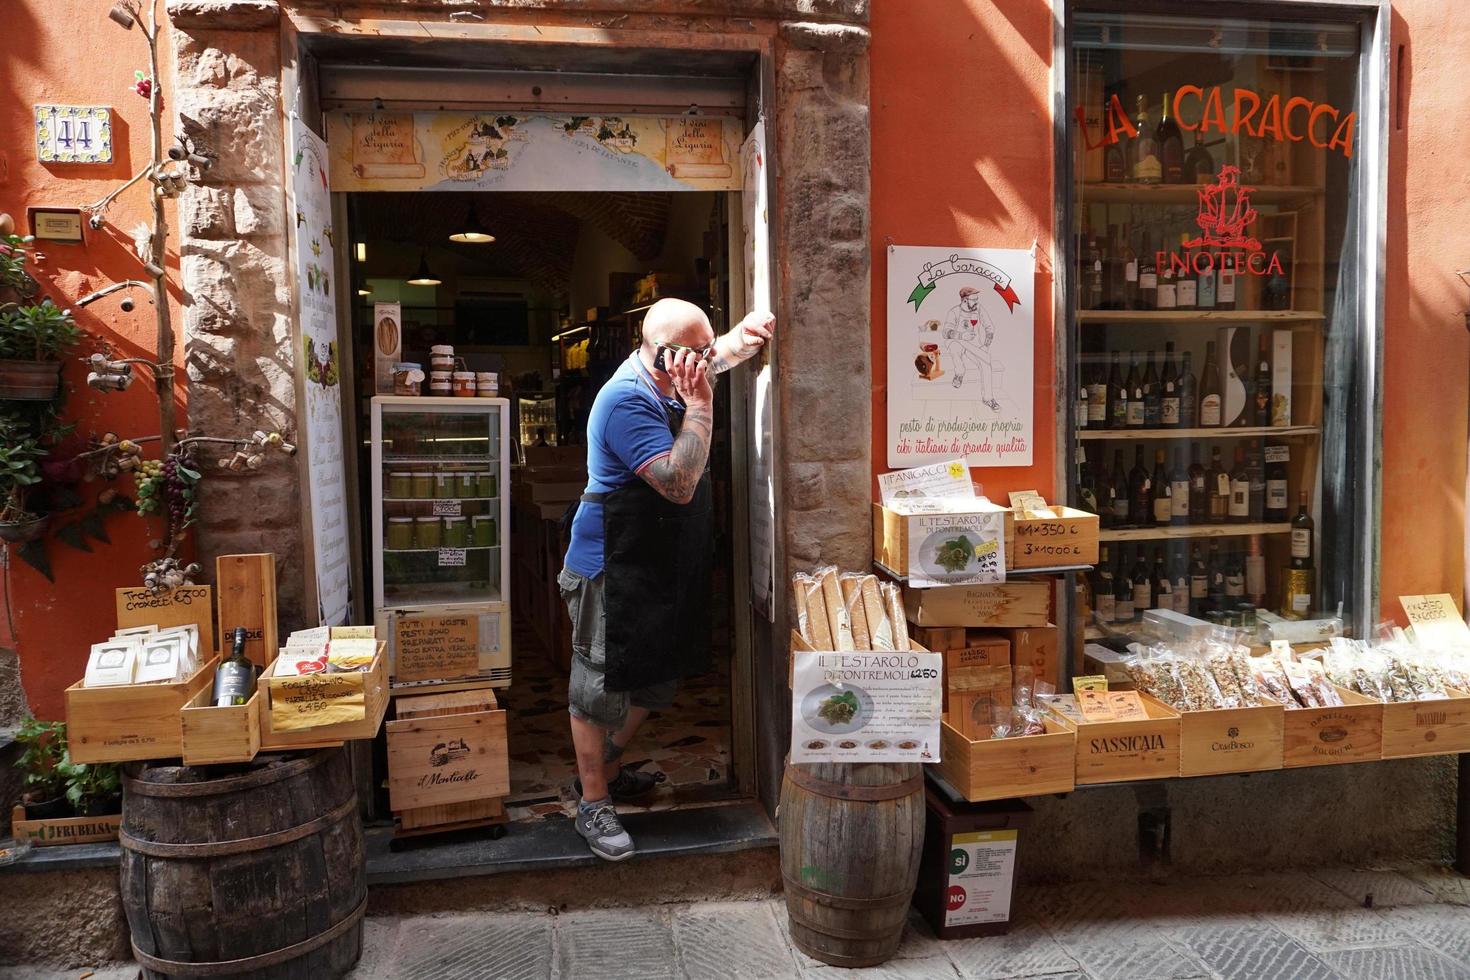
<box><xmin>406</xmin><ymin>250</ymin><xmax>441</xmax><ymax>286</ymax></box>
<box><xmin>448</xmin><ymin>203</ymin><xmax>495</xmax><ymax>244</ymax></box>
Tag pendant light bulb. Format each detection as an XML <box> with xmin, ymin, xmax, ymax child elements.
<box><xmin>448</xmin><ymin>203</ymin><xmax>495</xmax><ymax>244</ymax></box>
<box><xmin>407</xmin><ymin>251</ymin><xmax>441</xmax><ymax>287</ymax></box>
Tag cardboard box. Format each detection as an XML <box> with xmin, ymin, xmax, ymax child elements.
<box><xmin>976</xmin><ymin>625</ymin><xmax>1057</xmax><ymax>688</ymax></box>
<box><xmin>1002</xmin><ymin>507</ymin><xmax>1099</xmax><ymax>569</ymax></box>
<box><xmin>944</xmin><ymin>637</ymin><xmax>1010</xmax><ymax>671</ymax></box>
<box><xmin>904</xmin><ymin>582</ymin><xmax>1051</xmax><ymax>629</ymax></box>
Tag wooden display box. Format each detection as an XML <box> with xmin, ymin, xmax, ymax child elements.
<box><xmin>903</xmin><ymin>581</ymin><xmax>1051</xmax><ymax>629</ymax></box>
<box><xmin>1379</xmin><ymin>690</ymin><xmax>1470</xmax><ymax>759</ymax></box>
<box><xmin>1282</xmin><ymin>686</ymin><xmax>1383</xmax><ymax>768</ymax></box>
<box><xmin>386</xmin><ymin>689</ymin><xmax>509</xmax><ymax>813</ymax></box>
<box><xmin>931</xmin><ymin>717</ymin><xmax>1075</xmax><ymax>802</ymax></box>
<box><xmin>1003</xmin><ymin>507</ymin><xmax>1099</xmax><ymax>569</ymax></box>
<box><xmin>1045</xmin><ymin>693</ymin><xmax>1181</xmax><ymax>784</ymax></box>
<box><xmin>872</xmin><ymin>502</ymin><xmax>1007</xmax><ymax>577</ymax></box>
<box><xmin>10</xmin><ymin>806</ymin><xmax>121</xmax><ymax>847</ymax></box>
<box><xmin>258</xmin><ymin>644</ymin><xmax>389</xmax><ymax>750</ymax></box>
<box><xmin>1177</xmin><ymin>703</ymin><xmax>1285</xmax><ymax>777</ymax></box>
<box><xmin>180</xmin><ymin>686</ymin><xmax>261</xmax><ymax>765</ymax></box>
<box><xmin>65</xmin><ymin>656</ymin><xmax>218</xmax><ymax>764</ymax></box>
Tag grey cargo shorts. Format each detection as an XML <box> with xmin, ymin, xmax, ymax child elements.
<box><xmin>558</xmin><ymin>566</ymin><xmax>677</xmax><ymax>729</ymax></box>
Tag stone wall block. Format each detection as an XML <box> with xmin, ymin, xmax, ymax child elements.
<box><xmin>167</xmin><ymin>0</ymin><xmax>282</xmax><ymax>31</ymax></box>
<box><xmin>180</xmin><ymin>185</ymin><xmax>235</xmax><ymax>239</ymax></box>
<box><xmin>231</xmin><ymin>184</ymin><xmax>280</xmax><ymax>237</ymax></box>
<box><xmin>175</xmin><ymin>85</ymin><xmax>281</xmax><ymax>184</ymax></box>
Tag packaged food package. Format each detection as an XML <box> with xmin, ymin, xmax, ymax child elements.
<box><xmin>860</xmin><ymin>576</ymin><xmax>895</xmax><ymax>651</ymax></box>
<box><xmin>802</xmin><ymin>572</ymin><xmax>833</xmax><ymax>649</ymax></box>
<box><xmin>1249</xmin><ymin>656</ymin><xmax>1300</xmax><ymax>708</ymax></box>
<box><xmin>883</xmin><ymin>582</ymin><xmax>910</xmax><ymax>650</ymax></box>
<box><xmin>817</xmin><ymin>567</ymin><xmax>855</xmax><ymax>651</ymax></box>
<box><xmin>839</xmin><ymin>573</ymin><xmax>871</xmax><ymax>649</ymax></box>
<box><xmin>1123</xmin><ymin>648</ymin><xmax>1187</xmax><ymax>711</ymax></box>
<box><xmin>791</xmin><ymin>573</ymin><xmax>812</xmax><ymax>644</ymax></box>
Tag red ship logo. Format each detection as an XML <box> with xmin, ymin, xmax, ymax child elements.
<box><xmin>1186</xmin><ymin>165</ymin><xmax>1261</xmax><ymax>253</ymax></box>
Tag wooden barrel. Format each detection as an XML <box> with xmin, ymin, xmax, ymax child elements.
<box><xmin>119</xmin><ymin>749</ymin><xmax>366</xmax><ymax>979</ymax></box>
<box><xmin>778</xmin><ymin>761</ymin><xmax>926</xmax><ymax>967</ymax></box>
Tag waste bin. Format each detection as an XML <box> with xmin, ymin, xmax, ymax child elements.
<box><xmin>913</xmin><ymin>787</ymin><xmax>1031</xmax><ymax>939</ymax></box>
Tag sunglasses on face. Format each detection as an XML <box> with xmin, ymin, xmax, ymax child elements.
<box><xmin>659</xmin><ymin>341</ymin><xmax>714</xmax><ymax>359</ymax></box>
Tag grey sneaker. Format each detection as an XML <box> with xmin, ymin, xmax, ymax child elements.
<box><xmin>576</xmin><ymin>803</ymin><xmax>635</xmax><ymax>862</ymax></box>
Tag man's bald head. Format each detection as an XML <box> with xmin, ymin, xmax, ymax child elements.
<box><xmin>641</xmin><ymin>298</ymin><xmax>714</xmax><ymax>350</ymax></box>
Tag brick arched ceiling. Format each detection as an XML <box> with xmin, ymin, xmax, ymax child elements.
<box><xmin>348</xmin><ymin>191</ymin><xmax>672</xmax><ymax>294</ymax></box>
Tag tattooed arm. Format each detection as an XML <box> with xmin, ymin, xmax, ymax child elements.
<box><xmin>638</xmin><ymin>349</ymin><xmax>713</xmax><ymax>505</ymax></box>
<box><xmin>707</xmin><ymin>311</ymin><xmax>775</xmax><ymax>375</ymax></box>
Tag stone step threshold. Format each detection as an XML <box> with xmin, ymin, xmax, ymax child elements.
<box><xmin>3</xmin><ymin>799</ymin><xmax>777</xmax><ymax>884</ymax></box>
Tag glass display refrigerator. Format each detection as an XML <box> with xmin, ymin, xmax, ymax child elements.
<box><xmin>516</xmin><ymin>392</ymin><xmax>558</xmax><ymax>448</ymax></box>
<box><xmin>1065</xmin><ymin>10</ymin><xmax>1378</xmax><ymax>648</ymax></box>
<box><xmin>371</xmin><ymin>396</ymin><xmax>512</xmax><ymax>690</ymax></box>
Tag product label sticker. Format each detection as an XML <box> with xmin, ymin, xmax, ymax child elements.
<box><xmin>945</xmin><ymin>829</ymin><xmax>1018</xmax><ymax>927</ymax></box>
<box><xmin>790</xmin><ymin>650</ymin><xmax>942</xmax><ymax>764</ymax></box>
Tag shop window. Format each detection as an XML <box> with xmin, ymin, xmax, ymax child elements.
<box><xmin>1067</xmin><ymin>10</ymin><xmax>1374</xmax><ymax>641</ymax></box>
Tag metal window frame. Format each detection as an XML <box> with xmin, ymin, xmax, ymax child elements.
<box><xmin>1052</xmin><ymin>0</ymin><xmax>1390</xmax><ymax>654</ymax></box>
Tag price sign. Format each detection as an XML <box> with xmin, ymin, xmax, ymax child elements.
<box><xmin>438</xmin><ymin>548</ymin><xmax>466</xmax><ymax>567</ymax></box>
<box><xmin>393</xmin><ymin>613</ymin><xmax>480</xmax><ymax>682</ymax></box>
<box><xmin>1400</xmin><ymin>594</ymin><xmax>1470</xmax><ymax>648</ymax></box>
<box><xmin>431</xmin><ymin>500</ymin><xmax>462</xmax><ymax>517</ymax></box>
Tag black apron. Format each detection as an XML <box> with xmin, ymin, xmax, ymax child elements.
<box><xmin>583</xmin><ymin>360</ymin><xmax>713</xmax><ymax>692</ymax></box>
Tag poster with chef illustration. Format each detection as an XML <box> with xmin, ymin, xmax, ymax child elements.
<box><xmin>887</xmin><ymin>246</ymin><xmax>1034</xmax><ymax>468</ymax></box>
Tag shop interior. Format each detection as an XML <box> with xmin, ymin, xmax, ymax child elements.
<box><xmin>345</xmin><ymin>189</ymin><xmax>742</xmax><ymax>825</ymax></box>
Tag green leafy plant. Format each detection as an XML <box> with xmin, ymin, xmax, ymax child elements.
<box><xmin>0</xmin><ymin>418</ymin><xmax>45</xmax><ymax>523</ymax></box>
<box><xmin>15</xmin><ymin>717</ymin><xmax>68</xmax><ymax>804</ymax></box>
<box><xmin>0</xmin><ymin>300</ymin><xmax>81</xmax><ymax>362</ymax></box>
<box><xmin>0</xmin><ymin>233</ymin><xmax>38</xmax><ymax>298</ymax></box>
<box><xmin>57</xmin><ymin>756</ymin><xmax>122</xmax><ymax>815</ymax></box>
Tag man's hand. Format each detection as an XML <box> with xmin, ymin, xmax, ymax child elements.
<box><xmin>667</xmin><ymin>347</ymin><xmax>712</xmax><ymax>410</ymax></box>
<box><xmin>708</xmin><ymin>311</ymin><xmax>774</xmax><ymax>374</ymax></box>
<box><xmin>640</xmin><ymin>348</ymin><xmax>713</xmax><ymax>505</ymax></box>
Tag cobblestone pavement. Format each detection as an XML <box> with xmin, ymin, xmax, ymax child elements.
<box><xmin>6</xmin><ymin>866</ymin><xmax>1468</xmax><ymax>979</ymax></box>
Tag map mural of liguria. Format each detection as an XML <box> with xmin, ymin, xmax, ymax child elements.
<box><xmin>326</xmin><ymin>110</ymin><xmax>743</xmax><ymax>192</ymax></box>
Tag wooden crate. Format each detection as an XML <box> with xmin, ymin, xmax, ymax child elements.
<box><xmin>179</xmin><ymin>685</ymin><xmax>261</xmax><ymax>765</ymax></box>
<box><xmin>1282</xmin><ymin>686</ymin><xmax>1383</xmax><ymax>768</ymax></box>
<box><xmin>872</xmin><ymin>502</ymin><xmax>1007</xmax><ymax>577</ymax></box>
<box><xmin>114</xmin><ymin>584</ymin><xmax>215</xmax><ymax>662</ymax></box>
<box><xmin>215</xmin><ymin>553</ymin><xmax>277</xmax><ymax>668</ymax></box>
<box><xmin>386</xmin><ymin>689</ymin><xmax>509</xmax><ymax>812</ymax></box>
<box><xmin>903</xmin><ymin>581</ymin><xmax>1051</xmax><ymax>628</ymax></box>
<box><xmin>1380</xmin><ymin>690</ymin><xmax>1470</xmax><ymax>759</ymax></box>
<box><xmin>1178</xmin><ymin>703</ymin><xmax>1285</xmax><ymax>777</ymax></box>
<box><xmin>978</xmin><ymin>625</ymin><xmax>1057</xmax><ymax>687</ymax></box>
<box><xmin>930</xmin><ymin>717</ymin><xmax>1075</xmax><ymax>802</ymax></box>
<box><xmin>1045</xmin><ymin>693</ymin><xmax>1181</xmax><ymax>784</ymax></box>
<box><xmin>65</xmin><ymin>655</ymin><xmax>218</xmax><ymax>764</ymax></box>
<box><xmin>1003</xmin><ymin>506</ymin><xmax>1099</xmax><ymax>569</ymax></box>
<box><xmin>259</xmin><ymin>644</ymin><xmax>389</xmax><ymax>750</ymax></box>
<box><xmin>9</xmin><ymin>806</ymin><xmax>121</xmax><ymax>847</ymax></box>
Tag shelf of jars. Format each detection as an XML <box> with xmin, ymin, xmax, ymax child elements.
<box><xmin>1099</xmin><ymin>521</ymin><xmax>1291</xmax><ymax>543</ymax></box>
<box><xmin>1078</xmin><ymin>425</ymin><xmax>1316</xmax><ymax>441</ymax></box>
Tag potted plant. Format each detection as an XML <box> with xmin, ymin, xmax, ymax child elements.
<box><xmin>58</xmin><ymin>757</ymin><xmax>122</xmax><ymax>817</ymax></box>
<box><xmin>15</xmin><ymin>718</ymin><xmax>70</xmax><ymax>819</ymax></box>
<box><xmin>0</xmin><ymin>416</ymin><xmax>46</xmax><ymax>542</ymax></box>
<box><xmin>0</xmin><ymin>234</ymin><xmax>79</xmax><ymax>400</ymax></box>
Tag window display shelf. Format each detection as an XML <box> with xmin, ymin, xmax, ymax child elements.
<box><xmin>1079</xmin><ymin>182</ymin><xmax>1324</xmax><ymax>204</ymax></box>
<box><xmin>1078</xmin><ymin>310</ymin><xmax>1325</xmax><ymax>324</ymax></box>
<box><xmin>1078</xmin><ymin>426</ymin><xmax>1318</xmax><ymax>441</ymax></box>
<box><xmin>1100</xmin><ymin>522</ymin><xmax>1290</xmax><ymax>543</ymax></box>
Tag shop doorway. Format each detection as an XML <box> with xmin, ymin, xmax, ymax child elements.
<box><xmin>341</xmin><ymin>188</ymin><xmax>748</xmax><ymax>822</ymax></box>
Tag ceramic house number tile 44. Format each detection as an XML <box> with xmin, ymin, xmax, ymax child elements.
<box><xmin>34</xmin><ymin>105</ymin><xmax>114</xmax><ymax>164</ymax></box>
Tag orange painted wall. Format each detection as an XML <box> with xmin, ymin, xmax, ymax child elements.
<box><xmin>0</xmin><ymin>6</ymin><xmax>184</xmax><ymax>719</ymax></box>
<box><xmin>870</xmin><ymin>2</ymin><xmax>1470</xmax><ymax>625</ymax></box>
<box><xmin>869</xmin><ymin>0</ymin><xmax>1058</xmax><ymax>503</ymax></box>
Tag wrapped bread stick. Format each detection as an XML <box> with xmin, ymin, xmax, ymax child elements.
<box><xmin>860</xmin><ymin>575</ymin><xmax>894</xmax><ymax>651</ymax></box>
<box><xmin>791</xmin><ymin>573</ymin><xmax>813</xmax><ymax>643</ymax></box>
<box><xmin>804</xmin><ymin>572</ymin><xmax>833</xmax><ymax>649</ymax></box>
<box><xmin>840</xmin><ymin>574</ymin><xmax>871</xmax><ymax>649</ymax></box>
<box><xmin>883</xmin><ymin>582</ymin><xmax>910</xmax><ymax>650</ymax></box>
<box><xmin>819</xmin><ymin>567</ymin><xmax>855</xmax><ymax>651</ymax></box>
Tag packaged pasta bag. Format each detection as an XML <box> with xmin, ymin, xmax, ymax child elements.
<box><xmin>791</xmin><ymin>573</ymin><xmax>814</xmax><ymax>644</ymax></box>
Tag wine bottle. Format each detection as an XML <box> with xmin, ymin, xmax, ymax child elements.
<box><xmin>1224</xmin><ymin>548</ymin><xmax>1246</xmax><ymax>606</ymax></box>
<box><xmin>1142</xmin><ymin>350</ymin><xmax>1161</xmax><ymax>427</ymax></box>
<box><xmin>1111</xmin><ymin>449</ymin><xmax>1131</xmax><ymax>526</ymax></box>
<box><xmin>1171</xmin><ymin>548</ymin><xmax>1190</xmax><ymax>614</ymax></box>
<box><xmin>1157</xmin><ymin>92</ymin><xmax>1184</xmax><ymax>183</ymax></box>
<box><xmin>1187</xmin><ymin>443</ymin><xmax>1207</xmax><ymax>523</ymax></box>
<box><xmin>1121</xmin><ymin>228</ymin><xmax>1139</xmax><ymax>310</ymax></box>
<box><xmin>1114</xmin><ymin>548</ymin><xmax>1135</xmax><ymax>622</ymax></box>
<box><xmin>1160</xmin><ymin>341</ymin><xmax>1180</xmax><ymax>428</ymax></box>
<box><xmin>1151</xmin><ymin>449</ymin><xmax>1171</xmax><ymax>525</ymax></box>
<box><xmin>1077</xmin><ymin>359</ymin><xmax>1093</xmax><ymax>430</ymax></box>
<box><xmin>214</xmin><ymin>626</ymin><xmax>256</xmax><ymax>707</ymax></box>
<box><xmin>1196</xmin><ymin>247</ymin><xmax>1217</xmax><ymax>310</ymax></box>
<box><xmin>1156</xmin><ymin>242</ymin><xmax>1177</xmax><ymax>310</ymax></box>
<box><xmin>1178</xmin><ymin>351</ymin><xmax>1197</xmax><ymax>428</ymax></box>
<box><xmin>1131</xmin><ymin>95</ymin><xmax>1161</xmax><ymax>184</ymax></box>
<box><xmin>1217</xmin><ymin>251</ymin><xmax>1237</xmax><ymax>310</ymax></box>
<box><xmin>1264</xmin><ymin>444</ymin><xmax>1290</xmax><ymax>521</ymax></box>
<box><xmin>1247</xmin><ymin>442</ymin><xmax>1266</xmax><ymax>522</ymax></box>
<box><xmin>1094</xmin><ymin>545</ymin><xmax>1116</xmax><ymax>624</ymax></box>
<box><xmin>1291</xmin><ymin>490</ymin><xmax>1314</xmax><ymax>568</ymax></box>
<box><xmin>1207</xmin><ymin>446</ymin><xmax>1230</xmax><ymax>524</ymax></box>
<box><xmin>1137</xmin><ymin>233</ymin><xmax>1157</xmax><ymax>310</ymax></box>
<box><xmin>1253</xmin><ymin>333</ymin><xmax>1272</xmax><ymax>427</ymax></box>
<box><xmin>1126</xmin><ymin>352</ymin><xmax>1146</xmax><ymax>428</ymax></box>
<box><xmin>1107</xmin><ymin>351</ymin><xmax>1127</xmax><ymax>430</ymax></box>
<box><xmin>1169</xmin><ymin>447</ymin><xmax>1190</xmax><ymax>526</ymax></box>
<box><xmin>1284</xmin><ymin>491</ymin><xmax>1315</xmax><ymax>618</ymax></box>
<box><xmin>1083</xmin><ymin>234</ymin><xmax>1103</xmax><ymax>310</ymax></box>
<box><xmin>1131</xmin><ymin>547</ymin><xmax>1153</xmax><ymax>615</ymax></box>
<box><xmin>1128</xmin><ymin>445</ymin><xmax>1152</xmax><ymax>526</ymax></box>
<box><xmin>1103</xmin><ymin>224</ymin><xmax>1124</xmax><ymax>309</ymax></box>
<box><xmin>1189</xmin><ymin>544</ymin><xmax>1209</xmax><ymax>617</ymax></box>
<box><xmin>1176</xmin><ymin>234</ymin><xmax>1198</xmax><ymax>310</ymax></box>
<box><xmin>1151</xmin><ymin>548</ymin><xmax>1172</xmax><ymax>610</ymax></box>
<box><xmin>1087</xmin><ymin>355</ymin><xmax>1109</xmax><ymax>429</ymax></box>
<box><xmin>1185</xmin><ymin>129</ymin><xmax>1215</xmax><ymax>183</ymax></box>
<box><xmin>1228</xmin><ymin>446</ymin><xmax>1251</xmax><ymax>523</ymax></box>
<box><xmin>1076</xmin><ymin>446</ymin><xmax>1100</xmax><ymax>516</ymax></box>
<box><xmin>1198</xmin><ymin>341</ymin><xmax>1223</xmax><ymax>427</ymax></box>
<box><xmin>1245</xmin><ymin>534</ymin><xmax>1267</xmax><ymax>607</ymax></box>
<box><xmin>1206</xmin><ymin>540</ymin><xmax>1226</xmax><ymax>612</ymax></box>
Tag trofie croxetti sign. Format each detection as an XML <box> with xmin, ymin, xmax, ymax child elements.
<box><xmin>1077</xmin><ymin>84</ymin><xmax>1357</xmax><ymax>158</ymax></box>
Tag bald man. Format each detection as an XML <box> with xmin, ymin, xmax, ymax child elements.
<box><xmin>558</xmin><ymin>299</ymin><xmax>774</xmax><ymax>860</ymax></box>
